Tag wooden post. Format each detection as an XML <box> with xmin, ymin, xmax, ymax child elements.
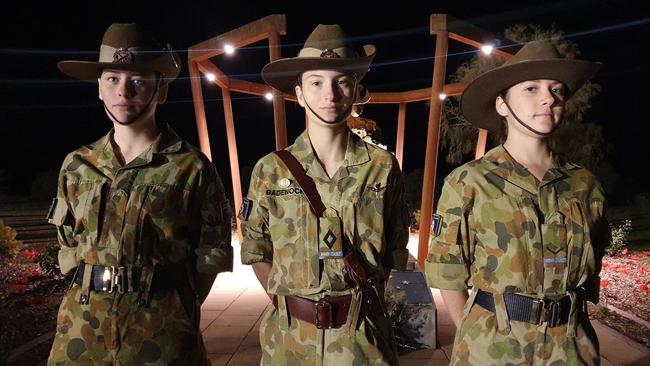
<box><xmin>222</xmin><ymin>88</ymin><xmax>243</xmax><ymax>241</ymax></box>
<box><xmin>418</xmin><ymin>25</ymin><xmax>449</xmax><ymax>271</ymax></box>
<box><xmin>269</xmin><ymin>32</ymin><xmax>288</xmax><ymax>149</ymax></box>
<box><xmin>395</xmin><ymin>102</ymin><xmax>406</xmax><ymax>168</ymax></box>
<box><xmin>188</xmin><ymin>60</ymin><xmax>213</xmax><ymax>160</ymax></box>
<box><xmin>475</xmin><ymin>128</ymin><xmax>488</xmax><ymax>159</ymax></box>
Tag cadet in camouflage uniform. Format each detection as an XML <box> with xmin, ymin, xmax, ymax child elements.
<box><xmin>425</xmin><ymin>41</ymin><xmax>609</xmax><ymax>365</ymax></box>
<box><xmin>241</xmin><ymin>24</ymin><xmax>409</xmax><ymax>365</ymax></box>
<box><xmin>47</xmin><ymin>23</ymin><xmax>232</xmax><ymax>365</ymax></box>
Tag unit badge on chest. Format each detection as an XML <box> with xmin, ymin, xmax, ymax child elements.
<box><xmin>318</xmin><ymin>216</ymin><xmax>344</xmax><ymax>259</ymax></box>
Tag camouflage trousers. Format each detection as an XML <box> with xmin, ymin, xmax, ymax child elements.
<box><xmin>259</xmin><ymin>293</ymin><xmax>399</xmax><ymax>366</ymax></box>
<box><xmin>48</xmin><ymin>285</ymin><xmax>209</xmax><ymax>366</ymax></box>
<box><xmin>450</xmin><ymin>301</ymin><xmax>600</xmax><ymax>366</ymax></box>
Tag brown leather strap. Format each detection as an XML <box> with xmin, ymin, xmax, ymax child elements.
<box><xmin>343</xmin><ymin>251</ymin><xmax>368</xmax><ymax>288</ymax></box>
<box><xmin>273</xmin><ymin>294</ymin><xmax>352</xmax><ymax>329</ymax></box>
<box><xmin>274</xmin><ymin>150</ymin><xmax>326</xmax><ymax>217</ymax></box>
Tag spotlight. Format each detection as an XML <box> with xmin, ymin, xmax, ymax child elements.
<box><xmin>481</xmin><ymin>44</ymin><xmax>494</xmax><ymax>55</ymax></box>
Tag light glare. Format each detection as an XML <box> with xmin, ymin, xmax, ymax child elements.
<box><xmin>224</xmin><ymin>44</ymin><xmax>235</xmax><ymax>55</ymax></box>
<box><xmin>206</xmin><ymin>73</ymin><xmax>216</xmax><ymax>82</ymax></box>
<box><xmin>481</xmin><ymin>45</ymin><xmax>494</xmax><ymax>55</ymax></box>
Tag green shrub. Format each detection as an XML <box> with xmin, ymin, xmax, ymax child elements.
<box><xmin>608</xmin><ymin>219</ymin><xmax>632</xmax><ymax>256</ymax></box>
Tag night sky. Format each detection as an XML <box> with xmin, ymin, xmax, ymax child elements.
<box><xmin>1</xmin><ymin>0</ymin><xmax>648</xmax><ymax>205</ymax></box>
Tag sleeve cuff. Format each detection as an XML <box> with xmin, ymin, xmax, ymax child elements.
<box><xmin>424</xmin><ymin>260</ymin><xmax>469</xmax><ymax>291</ymax></box>
<box><xmin>58</xmin><ymin>246</ymin><xmax>78</xmax><ymax>275</ymax></box>
<box><xmin>240</xmin><ymin>239</ymin><xmax>273</xmax><ymax>265</ymax></box>
<box><xmin>195</xmin><ymin>244</ymin><xmax>233</xmax><ymax>274</ymax></box>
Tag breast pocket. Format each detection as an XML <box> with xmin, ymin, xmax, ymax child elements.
<box><xmin>354</xmin><ymin>190</ymin><xmax>385</xmax><ymax>246</ymax></box>
<box><xmin>68</xmin><ymin>179</ymin><xmax>106</xmax><ymax>247</ymax></box>
<box><xmin>564</xmin><ymin>198</ymin><xmax>595</xmax><ymax>289</ymax></box>
<box><xmin>135</xmin><ymin>184</ymin><xmax>190</xmax><ymax>265</ymax></box>
<box><xmin>267</xmin><ymin>194</ymin><xmax>319</xmax><ymax>291</ymax></box>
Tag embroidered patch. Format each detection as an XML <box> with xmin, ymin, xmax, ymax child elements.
<box><xmin>432</xmin><ymin>214</ymin><xmax>443</xmax><ymax>236</ymax></box>
<box><xmin>265</xmin><ymin>188</ymin><xmax>303</xmax><ymax>196</ymax></box>
<box><xmin>239</xmin><ymin>198</ymin><xmax>252</xmax><ymax>220</ymax></box>
<box><xmin>543</xmin><ymin>257</ymin><xmax>568</xmax><ymax>264</ymax></box>
<box><xmin>318</xmin><ymin>216</ymin><xmax>344</xmax><ymax>259</ymax></box>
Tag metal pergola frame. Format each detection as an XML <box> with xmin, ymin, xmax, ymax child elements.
<box><xmin>187</xmin><ymin>14</ymin><xmax>517</xmax><ymax>268</ymax></box>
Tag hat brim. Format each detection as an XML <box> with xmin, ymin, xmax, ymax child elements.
<box><xmin>261</xmin><ymin>45</ymin><xmax>376</xmax><ymax>95</ymax></box>
<box><xmin>460</xmin><ymin>59</ymin><xmax>601</xmax><ymax>132</ymax></box>
<box><xmin>58</xmin><ymin>54</ymin><xmax>181</xmax><ymax>82</ymax></box>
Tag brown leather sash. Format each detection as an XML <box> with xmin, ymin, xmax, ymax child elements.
<box><xmin>273</xmin><ymin>294</ymin><xmax>352</xmax><ymax>329</ymax></box>
<box><xmin>272</xmin><ymin>149</ymin><xmax>384</xmax><ymax>328</ymax></box>
<box><xmin>274</xmin><ymin>149</ymin><xmax>326</xmax><ymax>217</ymax></box>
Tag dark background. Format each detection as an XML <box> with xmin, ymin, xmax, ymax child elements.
<box><xmin>1</xmin><ymin>0</ymin><xmax>648</xmax><ymax>205</ymax></box>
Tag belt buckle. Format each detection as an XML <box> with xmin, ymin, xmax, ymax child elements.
<box><xmin>101</xmin><ymin>266</ymin><xmax>115</xmax><ymax>292</ymax></box>
<box><xmin>530</xmin><ymin>298</ymin><xmax>545</xmax><ymax>325</ymax></box>
<box><xmin>101</xmin><ymin>266</ymin><xmax>125</xmax><ymax>293</ymax></box>
<box><xmin>315</xmin><ymin>299</ymin><xmax>333</xmax><ymax>329</ymax></box>
<box><xmin>545</xmin><ymin>299</ymin><xmax>562</xmax><ymax>327</ymax></box>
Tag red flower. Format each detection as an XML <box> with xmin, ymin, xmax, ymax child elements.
<box><xmin>8</xmin><ymin>284</ymin><xmax>28</xmax><ymax>293</ymax></box>
<box><xmin>620</xmin><ymin>269</ymin><xmax>631</xmax><ymax>275</ymax></box>
<box><xmin>634</xmin><ymin>277</ymin><xmax>642</xmax><ymax>284</ymax></box>
<box><xmin>15</xmin><ymin>276</ymin><xmax>29</xmax><ymax>284</ymax></box>
<box><xmin>602</xmin><ymin>262</ymin><xmax>609</xmax><ymax>268</ymax></box>
<box><xmin>643</xmin><ymin>251</ymin><xmax>650</xmax><ymax>257</ymax></box>
<box><xmin>28</xmin><ymin>269</ymin><xmax>41</xmax><ymax>277</ymax></box>
<box><xmin>630</xmin><ymin>255</ymin><xmax>639</xmax><ymax>260</ymax></box>
<box><xmin>612</xmin><ymin>264</ymin><xmax>621</xmax><ymax>271</ymax></box>
<box><xmin>23</xmin><ymin>249</ymin><xmax>38</xmax><ymax>260</ymax></box>
<box><xmin>640</xmin><ymin>267</ymin><xmax>648</xmax><ymax>275</ymax></box>
<box><xmin>640</xmin><ymin>284</ymin><xmax>650</xmax><ymax>293</ymax></box>
<box><xmin>626</xmin><ymin>260</ymin><xmax>635</xmax><ymax>265</ymax></box>
<box><xmin>600</xmin><ymin>280</ymin><xmax>610</xmax><ymax>288</ymax></box>
<box><xmin>621</xmin><ymin>248</ymin><xmax>629</xmax><ymax>256</ymax></box>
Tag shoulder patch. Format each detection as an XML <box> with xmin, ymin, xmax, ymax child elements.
<box><xmin>239</xmin><ymin>198</ymin><xmax>252</xmax><ymax>220</ymax></box>
<box><xmin>432</xmin><ymin>214</ymin><xmax>443</xmax><ymax>237</ymax></box>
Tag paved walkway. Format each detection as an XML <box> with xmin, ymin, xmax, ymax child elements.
<box><xmin>203</xmin><ymin>240</ymin><xmax>650</xmax><ymax>366</ymax></box>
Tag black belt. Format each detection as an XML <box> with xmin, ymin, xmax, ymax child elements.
<box><xmin>475</xmin><ymin>289</ymin><xmax>574</xmax><ymax>328</ymax></box>
<box><xmin>73</xmin><ymin>262</ymin><xmax>186</xmax><ymax>293</ymax></box>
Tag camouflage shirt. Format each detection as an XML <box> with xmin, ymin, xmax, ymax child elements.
<box><xmin>48</xmin><ymin>123</ymin><xmax>233</xmax><ymax>275</ymax></box>
<box><xmin>426</xmin><ymin>145</ymin><xmax>609</xmax><ymax>365</ymax></box>
<box><xmin>241</xmin><ymin>130</ymin><xmax>409</xmax><ymax>297</ymax></box>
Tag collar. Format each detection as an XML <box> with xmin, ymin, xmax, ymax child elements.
<box><xmin>481</xmin><ymin>145</ymin><xmax>578</xmax><ymax>194</ymax></box>
<box><xmin>86</xmin><ymin>123</ymin><xmax>183</xmax><ymax>178</ymax></box>
<box><xmin>287</xmin><ymin>129</ymin><xmax>371</xmax><ymax>181</ymax></box>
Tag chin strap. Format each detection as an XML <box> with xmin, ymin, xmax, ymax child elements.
<box><xmin>104</xmin><ymin>77</ymin><xmax>162</xmax><ymax>126</ymax></box>
<box><xmin>500</xmin><ymin>94</ymin><xmax>556</xmax><ymax>137</ymax></box>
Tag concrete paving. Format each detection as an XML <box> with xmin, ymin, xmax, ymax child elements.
<box><xmin>204</xmin><ymin>240</ymin><xmax>650</xmax><ymax>365</ymax></box>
